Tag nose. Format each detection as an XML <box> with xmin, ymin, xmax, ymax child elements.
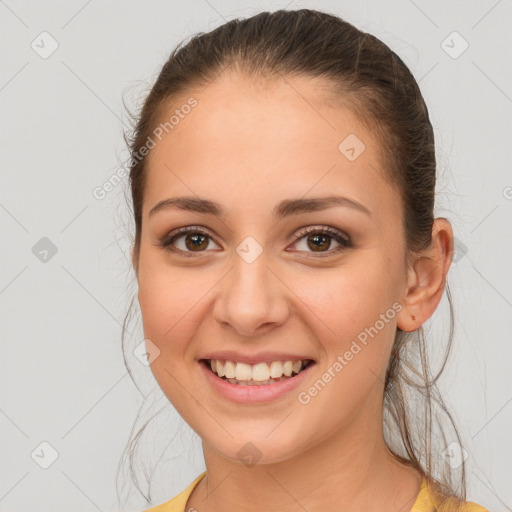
<box><xmin>212</xmin><ymin>252</ymin><xmax>289</xmax><ymax>337</ymax></box>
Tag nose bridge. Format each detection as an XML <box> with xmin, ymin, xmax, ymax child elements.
<box><xmin>234</xmin><ymin>239</ymin><xmax>271</xmax><ymax>295</ymax></box>
<box><xmin>213</xmin><ymin>235</ymin><xmax>288</xmax><ymax>335</ymax></box>
<box><xmin>230</xmin><ymin>236</ymin><xmax>275</xmax><ymax>309</ymax></box>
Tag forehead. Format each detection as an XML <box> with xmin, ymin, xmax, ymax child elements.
<box><xmin>143</xmin><ymin>72</ymin><xmax>400</xmax><ymax>224</ymax></box>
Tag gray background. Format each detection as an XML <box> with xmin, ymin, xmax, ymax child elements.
<box><xmin>1</xmin><ymin>0</ymin><xmax>511</xmax><ymax>511</ymax></box>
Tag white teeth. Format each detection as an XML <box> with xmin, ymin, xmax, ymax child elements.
<box><xmin>235</xmin><ymin>362</ymin><xmax>252</xmax><ymax>381</ymax></box>
<box><xmin>216</xmin><ymin>360</ymin><xmax>225</xmax><ymax>378</ymax></box>
<box><xmin>270</xmin><ymin>361</ymin><xmax>284</xmax><ymax>378</ymax></box>
<box><xmin>207</xmin><ymin>358</ymin><xmax>311</xmax><ymax>381</ymax></box>
<box><xmin>252</xmin><ymin>362</ymin><xmax>270</xmax><ymax>381</ymax></box>
<box><xmin>224</xmin><ymin>360</ymin><xmax>236</xmax><ymax>379</ymax></box>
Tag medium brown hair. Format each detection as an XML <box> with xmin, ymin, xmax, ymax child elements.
<box><xmin>118</xmin><ymin>8</ymin><xmax>466</xmax><ymax>509</ymax></box>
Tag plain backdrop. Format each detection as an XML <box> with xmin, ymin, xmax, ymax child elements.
<box><xmin>1</xmin><ymin>1</ymin><xmax>511</xmax><ymax>511</ymax></box>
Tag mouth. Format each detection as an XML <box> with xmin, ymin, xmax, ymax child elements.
<box><xmin>199</xmin><ymin>358</ymin><xmax>316</xmax><ymax>386</ymax></box>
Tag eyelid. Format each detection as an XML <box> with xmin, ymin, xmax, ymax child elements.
<box><xmin>291</xmin><ymin>225</ymin><xmax>351</xmax><ymax>244</ymax></box>
<box><xmin>159</xmin><ymin>225</ymin><xmax>219</xmax><ymax>257</ymax></box>
<box><xmin>158</xmin><ymin>224</ymin><xmax>352</xmax><ymax>257</ymax></box>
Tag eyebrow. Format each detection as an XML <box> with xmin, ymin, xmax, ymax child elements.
<box><xmin>149</xmin><ymin>194</ymin><xmax>373</xmax><ymax>220</ymax></box>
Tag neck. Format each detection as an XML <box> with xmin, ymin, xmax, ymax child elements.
<box><xmin>186</xmin><ymin>396</ymin><xmax>422</xmax><ymax>512</ymax></box>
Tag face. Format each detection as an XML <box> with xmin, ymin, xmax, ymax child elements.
<box><xmin>134</xmin><ymin>71</ymin><xmax>411</xmax><ymax>465</ymax></box>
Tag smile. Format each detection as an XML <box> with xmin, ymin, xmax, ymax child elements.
<box><xmin>202</xmin><ymin>358</ymin><xmax>314</xmax><ymax>385</ymax></box>
<box><xmin>198</xmin><ymin>358</ymin><xmax>317</xmax><ymax>404</ymax></box>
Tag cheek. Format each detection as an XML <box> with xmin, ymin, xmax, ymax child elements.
<box><xmin>303</xmin><ymin>259</ymin><xmax>396</xmax><ymax>329</ymax></box>
<box><xmin>137</xmin><ymin>262</ymin><xmax>198</xmax><ymax>362</ymax></box>
<box><xmin>137</xmin><ymin>246</ymin><xmax>192</xmax><ymax>326</ymax></box>
<box><xmin>291</xmin><ymin>257</ymin><xmax>399</xmax><ymax>373</ymax></box>
<box><xmin>136</xmin><ymin>268</ymin><xmax>201</xmax><ymax>409</ymax></box>
<box><xmin>292</xmin><ymin>271</ymin><xmax>398</xmax><ymax>420</ymax></box>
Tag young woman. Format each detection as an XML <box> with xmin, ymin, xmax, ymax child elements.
<box><xmin>122</xmin><ymin>8</ymin><xmax>489</xmax><ymax>512</ymax></box>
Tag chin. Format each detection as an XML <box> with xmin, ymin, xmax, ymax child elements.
<box><xmin>204</xmin><ymin>431</ymin><xmax>304</xmax><ymax>467</ymax></box>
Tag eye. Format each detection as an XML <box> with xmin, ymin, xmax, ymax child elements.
<box><xmin>289</xmin><ymin>225</ymin><xmax>352</xmax><ymax>257</ymax></box>
<box><xmin>156</xmin><ymin>225</ymin><xmax>352</xmax><ymax>258</ymax></box>
<box><xmin>157</xmin><ymin>226</ymin><xmax>220</xmax><ymax>257</ymax></box>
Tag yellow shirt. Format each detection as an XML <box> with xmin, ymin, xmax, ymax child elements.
<box><xmin>143</xmin><ymin>472</ymin><xmax>489</xmax><ymax>512</ymax></box>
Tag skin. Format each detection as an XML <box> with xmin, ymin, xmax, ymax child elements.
<box><xmin>132</xmin><ymin>70</ymin><xmax>454</xmax><ymax>512</ymax></box>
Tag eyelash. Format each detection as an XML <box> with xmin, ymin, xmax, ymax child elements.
<box><xmin>157</xmin><ymin>225</ymin><xmax>352</xmax><ymax>258</ymax></box>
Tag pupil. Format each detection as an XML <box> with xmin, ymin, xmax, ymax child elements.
<box><xmin>309</xmin><ymin>234</ymin><xmax>329</xmax><ymax>251</ymax></box>
<box><xmin>187</xmin><ymin>234</ymin><xmax>207</xmax><ymax>251</ymax></box>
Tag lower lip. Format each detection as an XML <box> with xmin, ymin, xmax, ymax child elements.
<box><xmin>199</xmin><ymin>360</ymin><xmax>316</xmax><ymax>404</ymax></box>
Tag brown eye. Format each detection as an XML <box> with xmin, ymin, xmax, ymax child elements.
<box><xmin>182</xmin><ymin>232</ymin><xmax>209</xmax><ymax>251</ymax></box>
<box><xmin>306</xmin><ymin>233</ymin><xmax>330</xmax><ymax>251</ymax></box>
<box><xmin>159</xmin><ymin>227</ymin><xmax>220</xmax><ymax>257</ymax></box>
<box><xmin>157</xmin><ymin>225</ymin><xmax>352</xmax><ymax>258</ymax></box>
<box><xmin>291</xmin><ymin>226</ymin><xmax>352</xmax><ymax>257</ymax></box>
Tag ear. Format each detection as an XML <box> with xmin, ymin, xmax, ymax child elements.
<box><xmin>396</xmin><ymin>218</ymin><xmax>454</xmax><ymax>332</ymax></box>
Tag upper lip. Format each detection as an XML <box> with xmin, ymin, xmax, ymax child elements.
<box><xmin>199</xmin><ymin>351</ymin><xmax>315</xmax><ymax>365</ymax></box>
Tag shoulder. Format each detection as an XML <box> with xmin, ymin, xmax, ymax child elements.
<box><xmin>143</xmin><ymin>472</ymin><xmax>206</xmax><ymax>512</ymax></box>
<box><xmin>411</xmin><ymin>476</ymin><xmax>490</xmax><ymax>512</ymax></box>
<box><xmin>435</xmin><ymin>497</ymin><xmax>490</xmax><ymax>512</ymax></box>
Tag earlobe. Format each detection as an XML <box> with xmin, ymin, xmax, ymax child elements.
<box><xmin>396</xmin><ymin>218</ymin><xmax>454</xmax><ymax>332</ymax></box>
